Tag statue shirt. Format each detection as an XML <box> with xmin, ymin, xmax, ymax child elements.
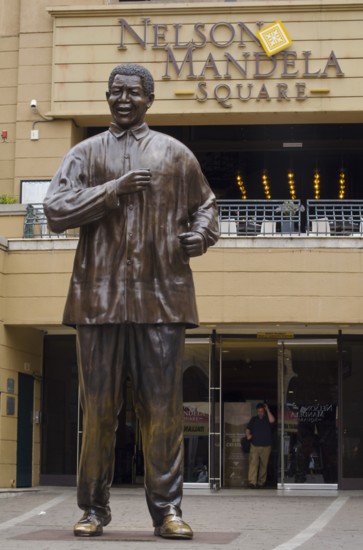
<box><xmin>44</xmin><ymin>123</ymin><xmax>219</xmax><ymax>326</ymax></box>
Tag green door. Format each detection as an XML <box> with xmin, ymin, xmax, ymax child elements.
<box><xmin>16</xmin><ymin>373</ymin><xmax>34</xmax><ymax>487</ymax></box>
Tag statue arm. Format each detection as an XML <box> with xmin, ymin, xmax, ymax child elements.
<box><xmin>187</xmin><ymin>165</ymin><xmax>220</xmax><ymax>251</ymax></box>
<box><xmin>179</xmin><ymin>168</ymin><xmax>219</xmax><ymax>258</ymax></box>
<box><xmin>44</xmin><ymin>150</ymin><xmax>120</xmax><ymax>233</ymax></box>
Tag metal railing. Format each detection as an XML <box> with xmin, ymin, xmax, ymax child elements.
<box><xmin>23</xmin><ymin>204</ymin><xmax>79</xmax><ymax>238</ymax></box>
<box><xmin>217</xmin><ymin>200</ymin><xmax>303</xmax><ymax>236</ymax></box>
<box><xmin>306</xmin><ymin>200</ymin><xmax>363</xmax><ymax>236</ymax></box>
<box><xmin>22</xmin><ymin>200</ymin><xmax>363</xmax><ymax>239</ymax></box>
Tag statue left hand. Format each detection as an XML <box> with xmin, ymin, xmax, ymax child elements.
<box><xmin>178</xmin><ymin>232</ymin><xmax>205</xmax><ymax>257</ymax></box>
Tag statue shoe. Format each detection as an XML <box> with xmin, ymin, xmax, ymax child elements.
<box><xmin>73</xmin><ymin>508</ymin><xmax>112</xmax><ymax>537</ymax></box>
<box><xmin>154</xmin><ymin>514</ymin><xmax>193</xmax><ymax>539</ymax></box>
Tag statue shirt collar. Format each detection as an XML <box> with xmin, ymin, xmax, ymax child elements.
<box><xmin>109</xmin><ymin>122</ymin><xmax>149</xmax><ymax>141</ymax></box>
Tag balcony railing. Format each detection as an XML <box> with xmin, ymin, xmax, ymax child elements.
<box><xmin>218</xmin><ymin>200</ymin><xmax>303</xmax><ymax>236</ymax></box>
<box><xmin>23</xmin><ymin>204</ymin><xmax>79</xmax><ymax>238</ymax></box>
<box><xmin>306</xmin><ymin>200</ymin><xmax>363</xmax><ymax>236</ymax></box>
<box><xmin>22</xmin><ymin>200</ymin><xmax>363</xmax><ymax>238</ymax></box>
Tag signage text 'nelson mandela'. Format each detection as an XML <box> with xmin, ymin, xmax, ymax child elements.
<box><xmin>118</xmin><ymin>18</ymin><xmax>345</xmax><ymax>107</ymax></box>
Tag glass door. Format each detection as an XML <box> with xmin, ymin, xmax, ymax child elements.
<box><xmin>340</xmin><ymin>338</ymin><xmax>363</xmax><ymax>489</ymax></box>
<box><xmin>183</xmin><ymin>337</ymin><xmax>212</xmax><ymax>487</ymax></box>
<box><xmin>278</xmin><ymin>339</ymin><xmax>338</xmax><ymax>489</ymax></box>
<box><xmin>221</xmin><ymin>338</ymin><xmax>278</xmax><ymax>488</ymax></box>
<box><xmin>209</xmin><ymin>333</ymin><xmax>222</xmax><ymax>489</ymax></box>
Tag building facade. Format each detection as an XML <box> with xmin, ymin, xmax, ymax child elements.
<box><xmin>1</xmin><ymin>0</ymin><xmax>363</xmax><ymax>490</ymax></box>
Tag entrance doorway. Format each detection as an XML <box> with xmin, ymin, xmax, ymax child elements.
<box><xmin>220</xmin><ymin>338</ymin><xmax>278</xmax><ymax>488</ymax></box>
<box><xmin>41</xmin><ymin>333</ymin><xmax>348</xmax><ymax>489</ymax></box>
<box><xmin>217</xmin><ymin>337</ymin><xmax>339</xmax><ymax>489</ymax></box>
<box><xmin>278</xmin><ymin>340</ymin><xmax>338</xmax><ymax>489</ymax></box>
<box><xmin>17</xmin><ymin>373</ymin><xmax>34</xmax><ymax>487</ymax></box>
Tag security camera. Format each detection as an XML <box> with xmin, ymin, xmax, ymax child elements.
<box><xmin>30</xmin><ymin>99</ymin><xmax>37</xmax><ymax>110</ymax></box>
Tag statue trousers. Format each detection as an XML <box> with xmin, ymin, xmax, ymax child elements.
<box><xmin>76</xmin><ymin>323</ymin><xmax>185</xmax><ymax>527</ymax></box>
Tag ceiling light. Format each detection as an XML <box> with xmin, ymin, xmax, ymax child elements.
<box><xmin>283</xmin><ymin>142</ymin><xmax>303</xmax><ymax>148</ymax></box>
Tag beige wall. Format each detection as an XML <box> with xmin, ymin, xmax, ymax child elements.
<box><xmin>47</xmin><ymin>1</ymin><xmax>363</xmax><ymax>126</ymax></box>
<box><xmin>1</xmin><ymin>239</ymin><xmax>363</xmax><ymax>329</ymax></box>
<box><xmin>0</xmin><ymin>0</ymin><xmax>20</xmax><ymax>198</ymax></box>
<box><xmin>0</xmin><ymin>205</ymin><xmax>27</xmax><ymax>238</ymax></box>
<box><xmin>0</xmin><ymin>0</ymin><xmax>87</xmax><ymax>200</ymax></box>
<box><xmin>0</xmin><ymin>324</ymin><xmax>43</xmax><ymax>487</ymax></box>
<box><xmin>0</xmin><ymin>232</ymin><xmax>43</xmax><ymax>487</ymax></box>
<box><xmin>3</xmin><ymin>241</ymin><xmax>75</xmax><ymax>325</ymax></box>
<box><xmin>2</xmin><ymin>0</ymin><xmax>363</xmax><ymax>199</ymax></box>
<box><xmin>15</xmin><ymin>0</ymin><xmax>86</xmax><ymax>197</ymax></box>
<box><xmin>194</xmin><ymin>241</ymin><xmax>363</xmax><ymax>326</ymax></box>
<box><xmin>2</xmin><ymin>0</ymin><xmax>363</xmax><ymax>488</ymax></box>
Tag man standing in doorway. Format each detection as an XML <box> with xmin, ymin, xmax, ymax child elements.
<box><xmin>246</xmin><ymin>402</ymin><xmax>275</xmax><ymax>488</ymax></box>
<box><xmin>44</xmin><ymin>64</ymin><xmax>219</xmax><ymax>539</ymax></box>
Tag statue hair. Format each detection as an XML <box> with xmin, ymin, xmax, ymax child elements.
<box><xmin>108</xmin><ymin>64</ymin><xmax>154</xmax><ymax>96</ymax></box>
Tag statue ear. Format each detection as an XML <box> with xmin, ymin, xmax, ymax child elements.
<box><xmin>106</xmin><ymin>91</ymin><xmax>110</xmax><ymax>101</ymax></box>
<box><xmin>147</xmin><ymin>94</ymin><xmax>155</xmax><ymax>109</ymax></box>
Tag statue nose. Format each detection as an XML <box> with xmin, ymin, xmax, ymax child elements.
<box><xmin>117</xmin><ymin>91</ymin><xmax>130</xmax><ymax>102</ymax></box>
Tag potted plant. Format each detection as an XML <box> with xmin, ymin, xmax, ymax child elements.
<box><xmin>0</xmin><ymin>194</ymin><xmax>17</xmax><ymax>204</ymax></box>
<box><xmin>275</xmin><ymin>200</ymin><xmax>305</xmax><ymax>233</ymax></box>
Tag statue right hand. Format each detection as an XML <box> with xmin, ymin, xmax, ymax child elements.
<box><xmin>115</xmin><ymin>169</ymin><xmax>151</xmax><ymax>195</ymax></box>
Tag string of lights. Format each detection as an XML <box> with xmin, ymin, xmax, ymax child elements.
<box><xmin>262</xmin><ymin>169</ymin><xmax>271</xmax><ymax>199</ymax></box>
<box><xmin>233</xmin><ymin>167</ymin><xmax>346</xmax><ymax>200</ymax></box>
<box><xmin>288</xmin><ymin>170</ymin><xmax>296</xmax><ymax>200</ymax></box>
<box><xmin>236</xmin><ymin>173</ymin><xmax>247</xmax><ymax>200</ymax></box>
<box><xmin>313</xmin><ymin>169</ymin><xmax>321</xmax><ymax>200</ymax></box>
<box><xmin>339</xmin><ymin>168</ymin><xmax>346</xmax><ymax>199</ymax></box>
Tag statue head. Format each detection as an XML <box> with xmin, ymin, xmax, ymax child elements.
<box><xmin>108</xmin><ymin>64</ymin><xmax>154</xmax><ymax>96</ymax></box>
<box><xmin>106</xmin><ymin>64</ymin><xmax>155</xmax><ymax>129</ymax></box>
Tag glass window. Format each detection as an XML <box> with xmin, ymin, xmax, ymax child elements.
<box><xmin>183</xmin><ymin>339</ymin><xmax>210</xmax><ymax>483</ymax></box>
<box><xmin>279</xmin><ymin>341</ymin><xmax>338</xmax><ymax>486</ymax></box>
<box><xmin>342</xmin><ymin>340</ymin><xmax>363</xmax><ymax>480</ymax></box>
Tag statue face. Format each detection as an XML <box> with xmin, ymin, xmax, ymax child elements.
<box><xmin>106</xmin><ymin>74</ymin><xmax>154</xmax><ymax>129</ymax></box>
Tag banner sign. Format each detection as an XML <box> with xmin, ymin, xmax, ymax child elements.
<box><xmin>183</xmin><ymin>402</ymin><xmax>209</xmax><ymax>436</ymax></box>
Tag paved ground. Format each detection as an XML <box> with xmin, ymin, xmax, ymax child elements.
<box><xmin>0</xmin><ymin>486</ymin><xmax>362</xmax><ymax>550</ymax></box>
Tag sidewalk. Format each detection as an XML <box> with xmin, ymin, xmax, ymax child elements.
<box><xmin>0</xmin><ymin>486</ymin><xmax>363</xmax><ymax>550</ymax></box>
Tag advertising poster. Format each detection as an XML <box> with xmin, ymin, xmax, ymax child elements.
<box><xmin>183</xmin><ymin>402</ymin><xmax>209</xmax><ymax>482</ymax></box>
<box><xmin>224</xmin><ymin>402</ymin><xmax>252</xmax><ymax>488</ymax></box>
<box><xmin>183</xmin><ymin>402</ymin><xmax>209</xmax><ymax>436</ymax></box>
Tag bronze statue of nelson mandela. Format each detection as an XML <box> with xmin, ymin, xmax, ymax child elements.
<box><xmin>44</xmin><ymin>63</ymin><xmax>219</xmax><ymax>539</ymax></box>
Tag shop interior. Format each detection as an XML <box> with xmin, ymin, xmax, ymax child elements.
<box><xmin>88</xmin><ymin>122</ymin><xmax>363</xmax><ymax>203</ymax></box>
<box><xmin>40</xmin><ymin>334</ymin><xmax>363</xmax><ymax>489</ymax></box>
<box><xmin>152</xmin><ymin>123</ymin><xmax>363</xmax><ymax>202</ymax></box>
